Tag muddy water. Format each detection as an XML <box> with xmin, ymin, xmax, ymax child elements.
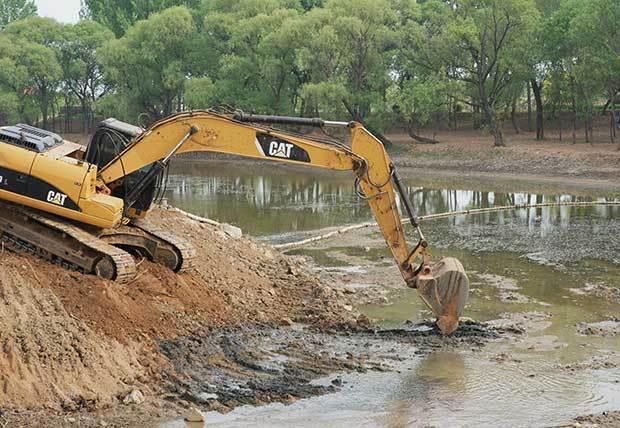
<box><xmin>163</xmin><ymin>160</ymin><xmax>620</xmax><ymax>427</ymax></box>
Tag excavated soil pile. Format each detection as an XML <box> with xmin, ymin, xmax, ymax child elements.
<box><xmin>0</xmin><ymin>207</ymin><xmax>353</xmax><ymax>412</ymax></box>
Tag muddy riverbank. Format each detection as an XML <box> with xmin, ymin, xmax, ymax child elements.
<box><xmin>0</xmin><ymin>207</ymin><xmax>357</xmax><ymax>426</ymax></box>
<box><xmin>389</xmin><ymin>131</ymin><xmax>620</xmax><ymax>184</ymax></box>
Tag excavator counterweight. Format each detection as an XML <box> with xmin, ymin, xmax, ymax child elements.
<box><xmin>0</xmin><ymin>109</ymin><xmax>469</xmax><ymax>334</ymax></box>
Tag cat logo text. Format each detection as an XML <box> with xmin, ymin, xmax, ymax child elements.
<box><xmin>47</xmin><ymin>191</ymin><xmax>68</xmax><ymax>206</ymax></box>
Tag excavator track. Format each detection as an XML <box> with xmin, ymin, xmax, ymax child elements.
<box><xmin>0</xmin><ymin>202</ymin><xmax>136</xmax><ymax>282</ymax></box>
<box><xmin>133</xmin><ymin>219</ymin><xmax>196</xmax><ymax>273</ymax></box>
<box><xmin>98</xmin><ymin>218</ymin><xmax>196</xmax><ymax>274</ymax></box>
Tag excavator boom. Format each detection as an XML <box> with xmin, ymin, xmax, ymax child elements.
<box><xmin>95</xmin><ymin>110</ymin><xmax>469</xmax><ymax>333</ymax></box>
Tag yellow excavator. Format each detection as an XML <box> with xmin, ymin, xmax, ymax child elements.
<box><xmin>0</xmin><ymin>109</ymin><xmax>468</xmax><ymax>334</ymax></box>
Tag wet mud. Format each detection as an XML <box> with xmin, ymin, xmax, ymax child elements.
<box><xmin>577</xmin><ymin>319</ymin><xmax>620</xmax><ymax>337</ymax></box>
<box><xmin>574</xmin><ymin>411</ymin><xmax>620</xmax><ymax>427</ymax></box>
<box><xmin>158</xmin><ymin>320</ymin><xmax>514</xmax><ymax>413</ymax></box>
<box><xmin>571</xmin><ymin>283</ymin><xmax>620</xmax><ymax>304</ymax></box>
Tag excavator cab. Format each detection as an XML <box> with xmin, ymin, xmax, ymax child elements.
<box><xmin>85</xmin><ymin>119</ymin><xmax>162</xmax><ymax>217</ymax></box>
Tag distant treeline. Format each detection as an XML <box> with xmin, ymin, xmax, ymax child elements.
<box><xmin>0</xmin><ymin>0</ymin><xmax>618</xmax><ymax>146</ymax></box>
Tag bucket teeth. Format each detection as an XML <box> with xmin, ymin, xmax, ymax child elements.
<box><xmin>412</xmin><ymin>257</ymin><xmax>469</xmax><ymax>335</ymax></box>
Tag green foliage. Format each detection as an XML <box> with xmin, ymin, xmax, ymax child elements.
<box><xmin>297</xmin><ymin>0</ymin><xmax>398</xmax><ymax>123</ymax></box>
<box><xmin>58</xmin><ymin>21</ymin><xmax>114</xmax><ymax>130</ymax></box>
<box><xmin>405</xmin><ymin>0</ymin><xmax>540</xmax><ymax>144</ymax></box>
<box><xmin>98</xmin><ymin>6</ymin><xmax>197</xmax><ymax>122</ymax></box>
<box><xmin>0</xmin><ymin>0</ymin><xmax>36</xmax><ymax>29</ymax></box>
<box><xmin>299</xmin><ymin>0</ymin><xmax>324</xmax><ymax>10</ymax></box>
<box><xmin>0</xmin><ymin>88</ymin><xmax>19</xmax><ymax>122</ymax></box>
<box><xmin>184</xmin><ymin>77</ymin><xmax>215</xmax><ymax>110</ymax></box>
<box><xmin>389</xmin><ymin>73</ymin><xmax>461</xmax><ymax>128</ymax></box>
<box><xmin>80</xmin><ymin>0</ymin><xmax>201</xmax><ymax>37</ymax></box>
<box><xmin>0</xmin><ymin>0</ymin><xmax>613</xmax><ymax>142</ymax></box>
<box><xmin>542</xmin><ymin>0</ymin><xmax>619</xmax><ymax>134</ymax></box>
<box><xmin>213</xmin><ymin>7</ymin><xmax>304</xmax><ymax>114</ymax></box>
<box><xmin>0</xmin><ymin>17</ymin><xmax>63</xmax><ymax>127</ymax></box>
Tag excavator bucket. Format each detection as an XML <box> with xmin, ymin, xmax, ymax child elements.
<box><xmin>413</xmin><ymin>257</ymin><xmax>469</xmax><ymax>335</ymax></box>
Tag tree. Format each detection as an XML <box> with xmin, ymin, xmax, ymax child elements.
<box><xmin>411</xmin><ymin>0</ymin><xmax>540</xmax><ymax>147</ymax></box>
<box><xmin>299</xmin><ymin>0</ymin><xmax>324</xmax><ymax>10</ymax></box>
<box><xmin>201</xmin><ymin>6</ymin><xmax>303</xmax><ymax>114</ymax></box>
<box><xmin>545</xmin><ymin>0</ymin><xmax>619</xmax><ymax>143</ymax></box>
<box><xmin>388</xmin><ymin>74</ymin><xmax>458</xmax><ymax>143</ymax></box>
<box><xmin>570</xmin><ymin>0</ymin><xmax>619</xmax><ymax>142</ymax></box>
<box><xmin>392</xmin><ymin>0</ymin><xmax>464</xmax><ymax>142</ymax></box>
<box><xmin>0</xmin><ymin>0</ymin><xmax>36</xmax><ymax>29</ymax></box>
<box><xmin>58</xmin><ymin>21</ymin><xmax>114</xmax><ymax>132</ymax></box>
<box><xmin>0</xmin><ymin>17</ymin><xmax>62</xmax><ymax>129</ymax></box>
<box><xmin>98</xmin><ymin>7</ymin><xmax>197</xmax><ymax>123</ymax></box>
<box><xmin>297</xmin><ymin>0</ymin><xmax>397</xmax><ymax>126</ymax></box>
<box><xmin>527</xmin><ymin>0</ymin><xmax>564</xmax><ymax>141</ymax></box>
<box><xmin>80</xmin><ymin>0</ymin><xmax>201</xmax><ymax>37</ymax></box>
<box><xmin>0</xmin><ymin>88</ymin><xmax>19</xmax><ymax>123</ymax></box>
<box><xmin>184</xmin><ymin>76</ymin><xmax>215</xmax><ymax>110</ymax></box>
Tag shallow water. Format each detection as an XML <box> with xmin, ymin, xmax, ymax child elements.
<box><xmin>162</xmin><ymin>160</ymin><xmax>620</xmax><ymax>427</ymax></box>
<box><xmin>170</xmin><ymin>363</ymin><xmax>620</xmax><ymax>428</ymax></box>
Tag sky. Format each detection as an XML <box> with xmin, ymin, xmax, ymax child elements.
<box><xmin>35</xmin><ymin>0</ymin><xmax>81</xmax><ymax>23</ymax></box>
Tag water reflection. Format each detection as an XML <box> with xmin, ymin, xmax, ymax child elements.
<box><xmin>165</xmin><ymin>161</ymin><xmax>619</xmax><ymax>238</ymax></box>
<box><xmin>387</xmin><ymin>352</ymin><xmax>466</xmax><ymax>428</ymax></box>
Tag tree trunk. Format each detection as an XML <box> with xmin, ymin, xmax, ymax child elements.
<box><xmin>602</xmin><ymin>92</ymin><xmax>619</xmax><ymax>115</ymax></box>
<box><xmin>64</xmin><ymin>93</ymin><xmax>70</xmax><ymax>134</ymax></box>
<box><xmin>479</xmin><ymin>83</ymin><xmax>504</xmax><ymax>147</ymax></box>
<box><xmin>558</xmin><ymin>111</ymin><xmax>563</xmax><ymax>143</ymax></box>
<box><xmin>41</xmin><ymin>86</ymin><xmax>49</xmax><ymax>130</ymax></box>
<box><xmin>447</xmin><ymin>96</ymin><xmax>452</xmax><ymax>130</ymax></box>
<box><xmin>50</xmin><ymin>102</ymin><xmax>55</xmax><ymax>132</ymax></box>
<box><xmin>482</xmin><ymin>103</ymin><xmax>504</xmax><ymax>147</ymax></box>
<box><xmin>530</xmin><ymin>79</ymin><xmax>544</xmax><ymax>140</ymax></box>
<box><xmin>571</xmin><ymin>95</ymin><xmax>577</xmax><ymax>144</ymax></box>
<box><xmin>81</xmin><ymin>100</ymin><xmax>89</xmax><ymax>134</ymax></box>
<box><xmin>472</xmin><ymin>103</ymin><xmax>481</xmax><ymax>130</ymax></box>
<box><xmin>615</xmin><ymin>110</ymin><xmax>620</xmax><ymax>151</ymax></box>
<box><xmin>488</xmin><ymin>115</ymin><xmax>504</xmax><ymax>147</ymax></box>
<box><xmin>452</xmin><ymin>102</ymin><xmax>458</xmax><ymax>131</ymax></box>
<box><xmin>527</xmin><ymin>81</ymin><xmax>532</xmax><ymax>132</ymax></box>
<box><xmin>407</xmin><ymin>121</ymin><xmax>440</xmax><ymax>144</ymax></box>
<box><xmin>510</xmin><ymin>97</ymin><xmax>520</xmax><ymax>134</ymax></box>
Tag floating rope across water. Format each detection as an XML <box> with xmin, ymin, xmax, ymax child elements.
<box><xmin>273</xmin><ymin>200</ymin><xmax>620</xmax><ymax>251</ymax></box>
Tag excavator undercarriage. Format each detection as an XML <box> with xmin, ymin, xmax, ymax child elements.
<box><xmin>0</xmin><ymin>201</ymin><xmax>195</xmax><ymax>282</ymax></box>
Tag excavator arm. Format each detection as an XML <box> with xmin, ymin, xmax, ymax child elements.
<box><xmin>94</xmin><ymin>110</ymin><xmax>469</xmax><ymax>333</ymax></box>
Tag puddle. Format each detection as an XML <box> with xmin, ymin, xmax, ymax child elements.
<box><xmin>163</xmin><ymin>356</ymin><xmax>620</xmax><ymax>428</ymax></box>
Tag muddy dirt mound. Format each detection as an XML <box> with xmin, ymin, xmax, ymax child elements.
<box><xmin>577</xmin><ymin>319</ymin><xmax>620</xmax><ymax>336</ymax></box>
<box><xmin>0</xmin><ymin>207</ymin><xmax>353</xmax><ymax>412</ymax></box>
<box><xmin>0</xmin><ymin>256</ymin><xmax>143</xmax><ymax>409</ymax></box>
<box><xmin>561</xmin><ymin>353</ymin><xmax>620</xmax><ymax>371</ymax></box>
<box><xmin>571</xmin><ymin>283</ymin><xmax>620</xmax><ymax>304</ymax></box>
<box><xmin>159</xmin><ymin>326</ymin><xmax>377</xmax><ymax>412</ymax></box>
